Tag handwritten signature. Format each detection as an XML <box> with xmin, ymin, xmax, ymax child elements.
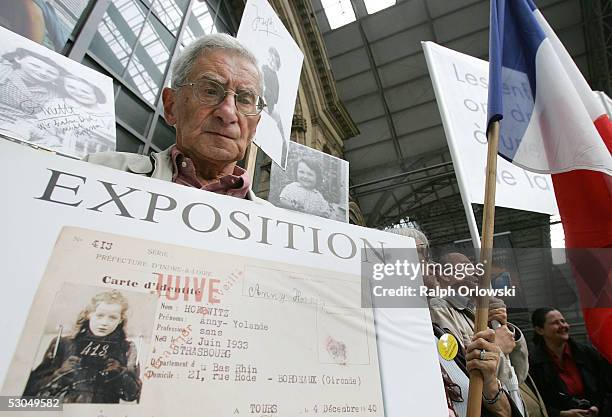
<box><xmin>250</xmin><ymin>5</ymin><xmax>281</xmax><ymax>38</ymax></box>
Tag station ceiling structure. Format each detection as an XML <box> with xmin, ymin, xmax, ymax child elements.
<box><xmin>311</xmin><ymin>0</ymin><xmax>611</xmax><ymax>232</ymax></box>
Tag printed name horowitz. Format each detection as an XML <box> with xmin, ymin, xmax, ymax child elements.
<box><xmin>372</xmin><ymin>285</ymin><xmax>516</xmax><ymax>298</ymax></box>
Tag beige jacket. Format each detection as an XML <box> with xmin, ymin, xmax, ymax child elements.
<box><xmin>520</xmin><ymin>375</ymin><xmax>549</xmax><ymax>417</ymax></box>
<box><xmin>84</xmin><ymin>146</ymin><xmax>268</xmax><ymax>205</ymax></box>
<box><xmin>429</xmin><ymin>296</ymin><xmax>529</xmax><ymax>385</ymax></box>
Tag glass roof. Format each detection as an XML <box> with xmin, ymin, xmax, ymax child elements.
<box><xmin>363</xmin><ymin>0</ymin><xmax>396</xmax><ymax>14</ymax></box>
<box><xmin>321</xmin><ymin>0</ymin><xmax>356</xmax><ymax>30</ymax></box>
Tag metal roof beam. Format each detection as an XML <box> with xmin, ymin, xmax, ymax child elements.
<box><xmin>333</xmin><ymin>20</ymin><xmax>585</xmax><ymax>88</ymax></box>
<box><xmin>326</xmin><ymin>0</ymin><xmax>572</xmax><ymax>61</ymax></box>
<box><xmin>351</xmin><ymin>161</ymin><xmax>452</xmax><ymax>190</ymax></box>
<box><xmin>350</xmin><ymin>146</ymin><xmax>449</xmax><ymax>179</ymax></box>
<box><xmin>375</xmin><ymin>178</ymin><xmax>457</xmax><ymax>227</ymax></box>
<box><xmin>355</xmin><ymin>18</ymin><xmax>405</xmax><ymax>162</ymax></box>
<box><xmin>355</xmin><ymin>171</ymin><xmax>454</xmax><ymax>198</ymax></box>
<box><xmin>345</xmin><ymin>122</ymin><xmax>442</xmax><ymax>154</ymax></box>
<box><xmin>364</xmin><ymin>149</ymin><xmax>448</xmax><ymax>224</ymax></box>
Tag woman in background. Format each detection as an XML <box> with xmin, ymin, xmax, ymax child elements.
<box><xmin>24</xmin><ymin>290</ymin><xmax>141</xmax><ymax>403</ymax></box>
<box><xmin>530</xmin><ymin>307</ymin><xmax>611</xmax><ymax>417</ymax></box>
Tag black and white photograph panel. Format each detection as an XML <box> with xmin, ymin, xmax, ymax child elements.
<box><xmin>269</xmin><ymin>141</ymin><xmax>350</xmax><ymax>223</ymax></box>
<box><xmin>22</xmin><ymin>284</ymin><xmax>157</xmax><ymax>404</ymax></box>
<box><xmin>0</xmin><ymin>0</ymin><xmax>92</xmax><ymax>53</ymax></box>
<box><xmin>237</xmin><ymin>0</ymin><xmax>304</xmax><ymax>170</ymax></box>
<box><xmin>0</xmin><ymin>25</ymin><xmax>115</xmax><ymax>158</ymax></box>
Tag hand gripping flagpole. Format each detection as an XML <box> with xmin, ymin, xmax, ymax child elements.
<box><xmin>466</xmin><ymin>120</ymin><xmax>500</xmax><ymax>417</ymax></box>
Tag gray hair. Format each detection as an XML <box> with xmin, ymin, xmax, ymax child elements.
<box><xmin>171</xmin><ymin>33</ymin><xmax>262</xmax><ymax>91</ymax></box>
<box><xmin>386</xmin><ymin>227</ymin><xmax>429</xmax><ymax>247</ymax></box>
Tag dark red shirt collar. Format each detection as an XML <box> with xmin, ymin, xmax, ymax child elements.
<box><xmin>170</xmin><ymin>146</ymin><xmax>251</xmax><ymax>199</ymax></box>
<box><xmin>546</xmin><ymin>342</ymin><xmax>585</xmax><ymax>398</ymax></box>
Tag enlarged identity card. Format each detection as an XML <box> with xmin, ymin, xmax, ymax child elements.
<box><xmin>1</xmin><ymin>226</ymin><xmax>383</xmax><ymax>416</ymax></box>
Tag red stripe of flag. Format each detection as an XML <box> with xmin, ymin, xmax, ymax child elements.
<box><xmin>551</xmin><ymin>113</ymin><xmax>612</xmax><ymax>362</ymax></box>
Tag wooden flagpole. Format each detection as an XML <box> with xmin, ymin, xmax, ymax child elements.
<box><xmin>244</xmin><ymin>142</ymin><xmax>259</xmax><ymax>181</ymax></box>
<box><xmin>466</xmin><ymin>120</ymin><xmax>500</xmax><ymax>417</ymax></box>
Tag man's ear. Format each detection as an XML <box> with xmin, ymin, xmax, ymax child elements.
<box><xmin>162</xmin><ymin>87</ymin><xmax>177</xmax><ymax>125</ymax></box>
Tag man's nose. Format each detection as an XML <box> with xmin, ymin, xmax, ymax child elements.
<box><xmin>214</xmin><ymin>93</ymin><xmax>239</xmax><ymax>124</ymax></box>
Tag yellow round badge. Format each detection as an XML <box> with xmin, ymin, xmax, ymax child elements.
<box><xmin>438</xmin><ymin>333</ymin><xmax>458</xmax><ymax>361</ymax></box>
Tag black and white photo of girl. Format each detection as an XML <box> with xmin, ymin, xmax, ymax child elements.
<box><xmin>22</xmin><ymin>286</ymin><xmax>156</xmax><ymax>404</ymax></box>
<box><xmin>269</xmin><ymin>141</ymin><xmax>349</xmax><ymax>222</ymax></box>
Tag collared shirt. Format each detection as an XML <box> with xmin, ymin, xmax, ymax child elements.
<box><xmin>546</xmin><ymin>343</ymin><xmax>585</xmax><ymax>398</ymax></box>
<box><xmin>170</xmin><ymin>146</ymin><xmax>250</xmax><ymax>199</ymax></box>
<box><xmin>445</xmin><ymin>294</ymin><xmax>474</xmax><ymax>313</ymax></box>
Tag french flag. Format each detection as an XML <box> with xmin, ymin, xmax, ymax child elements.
<box><xmin>488</xmin><ymin>0</ymin><xmax>612</xmax><ymax>361</ymax></box>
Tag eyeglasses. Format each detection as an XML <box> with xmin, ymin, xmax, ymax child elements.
<box><xmin>176</xmin><ymin>77</ymin><xmax>266</xmax><ymax>116</ymax></box>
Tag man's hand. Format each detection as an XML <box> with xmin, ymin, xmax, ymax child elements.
<box><xmin>465</xmin><ymin>329</ymin><xmax>502</xmax><ymax>397</ymax></box>
<box><xmin>488</xmin><ymin>307</ymin><xmax>507</xmax><ymax>325</ymax></box>
<box><xmin>494</xmin><ymin>324</ymin><xmax>516</xmax><ymax>355</ymax></box>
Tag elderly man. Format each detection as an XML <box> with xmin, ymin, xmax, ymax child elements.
<box><xmin>85</xmin><ymin>33</ymin><xmax>267</xmax><ymax>203</ymax></box>
<box><xmin>430</xmin><ymin>252</ymin><xmax>532</xmax><ymax>416</ymax></box>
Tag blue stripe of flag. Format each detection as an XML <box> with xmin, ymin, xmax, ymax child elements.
<box><xmin>487</xmin><ymin>0</ymin><xmax>546</xmax><ymax>160</ymax></box>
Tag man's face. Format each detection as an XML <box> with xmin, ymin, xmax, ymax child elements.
<box><xmin>440</xmin><ymin>252</ymin><xmax>479</xmax><ymax>289</ymax></box>
<box><xmin>163</xmin><ymin>50</ymin><xmax>261</xmax><ymax>170</ymax></box>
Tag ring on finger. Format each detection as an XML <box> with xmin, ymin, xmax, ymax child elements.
<box><xmin>480</xmin><ymin>349</ymin><xmax>486</xmax><ymax>360</ymax></box>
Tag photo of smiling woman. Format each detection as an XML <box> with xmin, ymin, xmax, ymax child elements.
<box><xmin>57</xmin><ymin>74</ymin><xmax>115</xmax><ymax>154</ymax></box>
<box><xmin>0</xmin><ymin>47</ymin><xmax>64</xmax><ymax>120</ymax></box>
<box><xmin>22</xmin><ymin>288</ymin><xmax>148</xmax><ymax>404</ymax></box>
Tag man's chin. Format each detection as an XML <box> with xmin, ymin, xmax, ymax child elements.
<box><xmin>187</xmin><ymin>144</ymin><xmax>240</xmax><ymax>164</ymax></box>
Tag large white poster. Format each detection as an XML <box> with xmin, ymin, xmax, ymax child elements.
<box><xmin>423</xmin><ymin>41</ymin><xmax>558</xmax><ymax>215</ymax></box>
<box><xmin>237</xmin><ymin>0</ymin><xmax>304</xmax><ymax>170</ymax></box>
<box><xmin>0</xmin><ymin>140</ymin><xmax>446</xmax><ymax>417</ymax></box>
<box><xmin>0</xmin><ymin>26</ymin><xmax>115</xmax><ymax>158</ymax></box>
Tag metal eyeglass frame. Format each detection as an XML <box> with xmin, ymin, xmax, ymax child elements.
<box><xmin>175</xmin><ymin>77</ymin><xmax>266</xmax><ymax>116</ymax></box>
